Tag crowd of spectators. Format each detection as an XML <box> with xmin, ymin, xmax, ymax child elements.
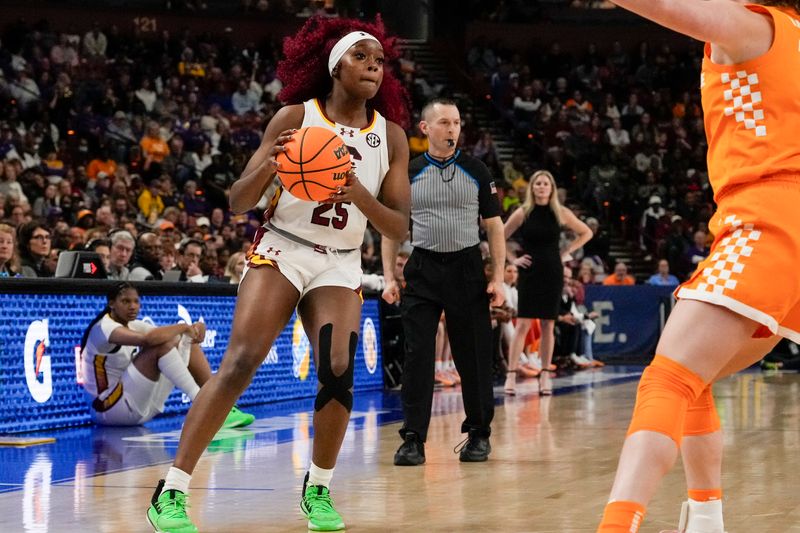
<box><xmin>0</xmin><ymin>8</ymin><xmax>495</xmax><ymax>284</ymax></box>
<box><xmin>462</xmin><ymin>35</ymin><xmax>714</xmax><ymax>282</ymax></box>
<box><xmin>0</xmin><ymin>14</ymin><xmax>341</xmax><ymax>281</ymax></box>
<box><xmin>461</xmin><ymin>0</ymin><xmax>619</xmax><ymax>25</ymax></box>
<box><xmin>0</xmin><ymin>6</ymin><xmax>742</xmax><ymax>393</ymax></box>
<box><xmin>0</xmin><ymin>9</ymin><xmax>714</xmax><ymax>294</ymax></box>
<box><xmin>40</xmin><ymin>1</ymin><xmax>364</xmax><ymax>18</ymax></box>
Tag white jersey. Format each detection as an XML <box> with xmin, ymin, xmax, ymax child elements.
<box><xmin>81</xmin><ymin>314</ymin><xmax>152</xmax><ymax>397</ymax></box>
<box><xmin>267</xmin><ymin>98</ymin><xmax>390</xmax><ymax>250</ymax></box>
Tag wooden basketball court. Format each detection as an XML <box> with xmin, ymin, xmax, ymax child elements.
<box><xmin>1</xmin><ymin>368</ymin><xmax>798</xmax><ymax>532</ymax></box>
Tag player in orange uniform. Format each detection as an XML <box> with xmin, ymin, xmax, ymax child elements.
<box><xmin>145</xmin><ymin>16</ymin><xmax>410</xmax><ymax>533</ymax></box>
<box><xmin>598</xmin><ymin>1</ymin><xmax>800</xmax><ymax>532</ymax></box>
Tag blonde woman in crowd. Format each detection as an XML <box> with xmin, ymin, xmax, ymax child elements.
<box><xmin>0</xmin><ymin>223</ymin><xmax>19</xmax><ymax>277</ymax></box>
<box><xmin>224</xmin><ymin>251</ymin><xmax>245</xmax><ymax>285</ymax></box>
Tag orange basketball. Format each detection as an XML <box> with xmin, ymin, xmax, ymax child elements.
<box><xmin>275</xmin><ymin>126</ymin><xmax>352</xmax><ymax>202</ymax></box>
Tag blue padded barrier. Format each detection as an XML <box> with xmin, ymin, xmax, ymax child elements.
<box><xmin>0</xmin><ymin>290</ymin><xmax>383</xmax><ymax>433</ymax></box>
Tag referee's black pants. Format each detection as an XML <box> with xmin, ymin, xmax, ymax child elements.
<box><xmin>399</xmin><ymin>245</ymin><xmax>495</xmax><ymax>442</ymax></box>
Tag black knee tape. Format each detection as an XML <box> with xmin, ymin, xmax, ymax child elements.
<box><xmin>314</xmin><ymin>323</ymin><xmax>357</xmax><ymax>412</ymax></box>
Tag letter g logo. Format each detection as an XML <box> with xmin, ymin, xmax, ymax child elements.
<box><xmin>24</xmin><ymin>320</ymin><xmax>53</xmax><ymax>403</ymax></box>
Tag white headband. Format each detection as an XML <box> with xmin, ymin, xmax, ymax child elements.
<box><xmin>328</xmin><ymin>31</ymin><xmax>381</xmax><ymax>76</ymax></box>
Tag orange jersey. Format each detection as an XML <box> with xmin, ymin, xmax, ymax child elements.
<box><xmin>702</xmin><ymin>5</ymin><xmax>800</xmax><ymax>199</ymax></box>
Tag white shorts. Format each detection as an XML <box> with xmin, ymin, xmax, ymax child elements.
<box><xmin>93</xmin><ymin>341</ymin><xmax>190</xmax><ymax>425</ymax></box>
<box><xmin>243</xmin><ymin>226</ymin><xmax>363</xmax><ymax>298</ymax></box>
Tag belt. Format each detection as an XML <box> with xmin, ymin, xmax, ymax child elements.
<box><xmin>413</xmin><ymin>244</ymin><xmax>479</xmax><ymax>262</ymax></box>
<box><xmin>265</xmin><ymin>221</ymin><xmax>358</xmax><ymax>255</ymax></box>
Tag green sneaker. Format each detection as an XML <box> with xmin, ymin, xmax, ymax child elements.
<box><xmin>300</xmin><ymin>474</ymin><xmax>345</xmax><ymax>531</ymax></box>
<box><xmin>146</xmin><ymin>480</ymin><xmax>197</xmax><ymax>533</ymax></box>
<box><xmin>221</xmin><ymin>405</ymin><xmax>255</xmax><ymax>429</ymax></box>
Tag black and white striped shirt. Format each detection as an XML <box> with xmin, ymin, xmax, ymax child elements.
<box><xmin>408</xmin><ymin>150</ymin><xmax>501</xmax><ymax>252</ymax></box>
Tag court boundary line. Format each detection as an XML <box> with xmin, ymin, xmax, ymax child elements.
<box><xmin>0</xmin><ymin>369</ymin><xmax>643</xmax><ymax>495</ymax></box>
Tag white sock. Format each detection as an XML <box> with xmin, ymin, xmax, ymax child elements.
<box><xmin>162</xmin><ymin>466</ymin><xmax>191</xmax><ymax>495</ymax></box>
<box><xmin>686</xmin><ymin>499</ymin><xmax>724</xmax><ymax>532</ymax></box>
<box><xmin>307</xmin><ymin>462</ymin><xmax>334</xmax><ymax>488</ymax></box>
<box><xmin>435</xmin><ymin>360</ymin><xmax>443</xmax><ymax>372</ymax></box>
<box><xmin>158</xmin><ymin>347</ymin><xmax>200</xmax><ymax>400</ymax></box>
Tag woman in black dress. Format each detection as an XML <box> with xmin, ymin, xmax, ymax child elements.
<box><xmin>503</xmin><ymin>170</ymin><xmax>592</xmax><ymax>395</ymax></box>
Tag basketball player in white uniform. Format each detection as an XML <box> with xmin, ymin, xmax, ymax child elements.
<box><xmin>148</xmin><ymin>22</ymin><xmax>410</xmax><ymax>533</ymax></box>
<box><xmin>82</xmin><ymin>282</ymin><xmax>254</xmax><ymax>427</ymax></box>
<box><xmin>244</xmin><ymin>97</ymin><xmax>390</xmax><ymax>296</ymax></box>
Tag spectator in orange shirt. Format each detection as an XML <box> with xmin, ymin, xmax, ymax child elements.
<box><xmin>87</xmin><ymin>147</ymin><xmax>117</xmax><ymax>181</ymax></box>
<box><xmin>565</xmin><ymin>89</ymin><xmax>593</xmax><ymax>118</ymax></box>
<box><xmin>140</xmin><ymin>121</ymin><xmax>169</xmax><ymax>180</ymax></box>
<box><xmin>602</xmin><ymin>261</ymin><xmax>635</xmax><ymax>286</ymax></box>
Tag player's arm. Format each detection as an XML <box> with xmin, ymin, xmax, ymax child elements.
<box><xmin>611</xmin><ymin>0</ymin><xmax>773</xmax><ymax>62</ymax></box>
<box><xmin>229</xmin><ymin>104</ymin><xmax>305</xmax><ymax>214</ymax></box>
<box><xmin>346</xmin><ymin>121</ymin><xmax>410</xmax><ymax>241</ymax></box>
<box><xmin>108</xmin><ymin>323</ymin><xmax>199</xmax><ymax>348</ymax></box>
<box><xmin>381</xmin><ymin>236</ymin><xmax>402</xmax><ymax>304</ymax></box>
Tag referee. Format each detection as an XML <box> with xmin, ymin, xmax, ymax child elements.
<box><xmin>382</xmin><ymin>98</ymin><xmax>506</xmax><ymax>465</ymax></box>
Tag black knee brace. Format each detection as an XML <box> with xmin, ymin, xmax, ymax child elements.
<box><xmin>314</xmin><ymin>323</ymin><xmax>357</xmax><ymax>412</ymax></box>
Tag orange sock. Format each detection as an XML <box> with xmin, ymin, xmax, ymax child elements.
<box><xmin>688</xmin><ymin>488</ymin><xmax>722</xmax><ymax>501</ymax></box>
<box><xmin>597</xmin><ymin>500</ymin><xmax>645</xmax><ymax>532</ymax></box>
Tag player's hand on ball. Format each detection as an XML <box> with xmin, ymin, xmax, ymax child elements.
<box><xmin>268</xmin><ymin>129</ymin><xmax>298</xmax><ymax>171</ymax></box>
<box><xmin>322</xmin><ymin>170</ymin><xmax>367</xmax><ymax>204</ymax></box>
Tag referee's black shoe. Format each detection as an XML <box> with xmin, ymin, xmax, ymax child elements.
<box><xmin>394</xmin><ymin>432</ymin><xmax>425</xmax><ymax>466</ymax></box>
<box><xmin>456</xmin><ymin>430</ymin><xmax>491</xmax><ymax>462</ymax></box>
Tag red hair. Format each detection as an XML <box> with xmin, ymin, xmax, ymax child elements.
<box><xmin>277</xmin><ymin>16</ymin><xmax>410</xmax><ymax>128</ymax></box>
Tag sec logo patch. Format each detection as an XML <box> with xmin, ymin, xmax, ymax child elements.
<box><xmin>366</xmin><ymin>133</ymin><xmax>381</xmax><ymax>148</ymax></box>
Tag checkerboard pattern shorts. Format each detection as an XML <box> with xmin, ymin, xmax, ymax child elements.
<box><xmin>677</xmin><ymin>177</ymin><xmax>800</xmax><ymax>342</ymax></box>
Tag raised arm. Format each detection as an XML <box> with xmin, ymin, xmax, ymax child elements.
<box><xmin>611</xmin><ymin>0</ymin><xmax>773</xmax><ymax>62</ymax></box>
<box><xmin>229</xmin><ymin>104</ymin><xmax>305</xmax><ymax>214</ymax></box>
